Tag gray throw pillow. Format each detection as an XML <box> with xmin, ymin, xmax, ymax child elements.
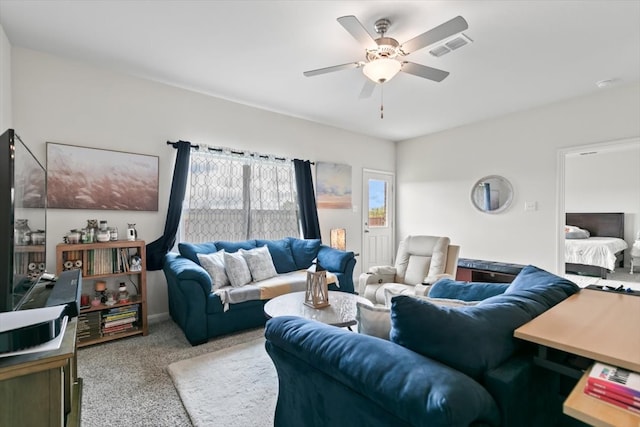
<box><xmin>224</xmin><ymin>251</ymin><xmax>252</xmax><ymax>287</ymax></box>
<box><xmin>197</xmin><ymin>250</ymin><xmax>229</xmax><ymax>290</ymax></box>
<box><xmin>241</xmin><ymin>246</ymin><xmax>278</xmax><ymax>282</ymax></box>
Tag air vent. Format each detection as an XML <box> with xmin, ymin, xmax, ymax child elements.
<box><xmin>429</xmin><ymin>33</ymin><xmax>473</xmax><ymax>57</ymax></box>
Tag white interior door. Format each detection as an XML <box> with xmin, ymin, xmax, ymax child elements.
<box><xmin>362</xmin><ymin>169</ymin><xmax>395</xmax><ymax>272</ymax></box>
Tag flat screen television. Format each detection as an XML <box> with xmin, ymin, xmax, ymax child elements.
<box><xmin>0</xmin><ymin>129</ymin><xmax>48</xmax><ymax>312</ymax></box>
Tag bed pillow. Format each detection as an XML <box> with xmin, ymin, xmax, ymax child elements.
<box><xmin>240</xmin><ymin>246</ymin><xmax>278</xmax><ymax>282</ymax></box>
<box><xmin>196</xmin><ymin>250</ymin><xmax>229</xmax><ymax>290</ymax></box>
<box><xmin>565</xmin><ymin>225</ymin><xmax>590</xmax><ymax>239</ymax></box>
<box><xmin>224</xmin><ymin>251</ymin><xmax>253</xmax><ymax>287</ymax></box>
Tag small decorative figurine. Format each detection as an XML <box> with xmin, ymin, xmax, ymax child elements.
<box><xmin>127</xmin><ymin>223</ymin><xmax>137</xmax><ymax>241</ymax></box>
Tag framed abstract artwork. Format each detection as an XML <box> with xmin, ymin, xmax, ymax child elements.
<box><xmin>316</xmin><ymin>162</ymin><xmax>352</xmax><ymax>209</ymax></box>
<box><xmin>47</xmin><ymin>142</ymin><xmax>159</xmax><ymax>211</ymax></box>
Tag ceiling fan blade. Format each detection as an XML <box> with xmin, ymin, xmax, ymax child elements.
<box><xmin>400</xmin><ymin>16</ymin><xmax>468</xmax><ymax>54</ymax></box>
<box><xmin>303</xmin><ymin>62</ymin><xmax>361</xmax><ymax>77</ymax></box>
<box><xmin>401</xmin><ymin>62</ymin><xmax>450</xmax><ymax>82</ymax></box>
<box><xmin>337</xmin><ymin>15</ymin><xmax>377</xmax><ymax>50</ymax></box>
<box><xmin>359</xmin><ymin>80</ymin><xmax>376</xmax><ymax>99</ymax></box>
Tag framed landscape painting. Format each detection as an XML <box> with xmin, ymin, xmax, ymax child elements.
<box><xmin>316</xmin><ymin>162</ymin><xmax>352</xmax><ymax>209</ymax></box>
<box><xmin>47</xmin><ymin>142</ymin><xmax>159</xmax><ymax>211</ymax></box>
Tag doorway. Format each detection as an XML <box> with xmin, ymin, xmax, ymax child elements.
<box><xmin>362</xmin><ymin>169</ymin><xmax>395</xmax><ymax>272</ymax></box>
<box><xmin>557</xmin><ymin>137</ymin><xmax>640</xmax><ymax>283</ymax></box>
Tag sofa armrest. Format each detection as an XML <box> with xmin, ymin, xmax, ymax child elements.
<box><xmin>265</xmin><ymin>316</ymin><xmax>500</xmax><ymax>427</ymax></box>
<box><xmin>482</xmin><ymin>355</ymin><xmax>533</xmax><ymax>427</ymax></box>
<box><xmin>317</xmin><ymin>245</ymin><xmax>356</xmax><ymax>293</ymax></box>
<box><xmin>164</xmin><ymin>252</ymin><xmax>213</xmax><ymax>294</ymax></box>
<box><xmin>358</xmin><ymin>271</ymin><xmax>396</xmax><ymax>299</ymax></box>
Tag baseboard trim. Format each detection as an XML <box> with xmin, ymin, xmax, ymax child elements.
<box><xmin>148</xmin><ymin>312</ymin><xmax>171</xmax><ymax>324</ymax></box>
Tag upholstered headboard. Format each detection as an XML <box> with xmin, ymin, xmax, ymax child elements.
<box><xmin>565</xmin><ymin>212</ymin><xmax>624</xmax><ymax>238</ymax></box>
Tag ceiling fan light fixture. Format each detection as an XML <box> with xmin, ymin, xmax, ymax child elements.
<box><xmin>362</xmin><ymin>58</ymin><xmax>401</xmax><ymax>83</ymax></box>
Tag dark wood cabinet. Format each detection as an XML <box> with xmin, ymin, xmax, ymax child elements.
<box><xmin>456</xmin><ymin>258</ymin><xmax>524</xmax><ymax>283</ymax></box>
<box><xmin>0</xmin><ymin>318</ymin><xmax>81</xmax><ymax>427</ymax></box>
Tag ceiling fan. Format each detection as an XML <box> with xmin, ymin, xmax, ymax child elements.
<box><xmin>303</xmin><ymin>15</ymin><xmax>469</xmax><ymax>99</ymax></box>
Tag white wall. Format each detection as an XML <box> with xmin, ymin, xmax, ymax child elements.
<box><xmin>11</xmin><ymin>47</ymin><xmax>395</xmax><ymax>318</ymax></box>
<box><xmin>565</xmin><ymin>144</ymin><xmax>640</xmax><ymax>255</ymax></box>
<box><xmin>0</xmin><ymin>24</ymin><xmax>11</xmax><ymax>131</ymax></box>
<box><xmin>396</xmin><ymin>82</ymin><xmax>640</xmax><ymax>273</ymax></box>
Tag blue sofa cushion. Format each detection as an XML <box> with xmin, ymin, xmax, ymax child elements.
<box><xmin>215</xmin><ymin>240</ymin><xmax>257</xmax><ymax>253</ymax></box>
<box><xmin>500</xmin><ymin>264</ymin><xmax>579</xmax><ymax>318</ymax></box>
<box><xmin>390</xmin><ymin>295</ymin><xmax>532</xmax><ymax>380</ymax></box>
<box><xmin>178</xmin><ymin>242</ymin><xmax>218</xmax><ymax>265</ymax></box>
<box><xmin>255</xmin><ymin>238</ymin><xmax>298</xmax><ymax>274</ymax></box>
<box><xmin>317</xmin><ymin>245</ymin><xmax>354</xmax><ymax>273</ymax></box>
<box><xmin>390</xmin><ymin>266</ymin><xmax>580</xmax><ymax>380</ymax></box>
<box><xmin>287</xmin><ymin>238</ymin><xmax>321</xmax><ymax>269</ymax></box>
<box><xmin>266</xmin><ymin>316</ymin><xmax>501</xmax><ymax>427</ymax></box>
<box><xmin>429</xmin><ymin>279</ymin><xmax>508</xmax><ymax>301</ymax></box>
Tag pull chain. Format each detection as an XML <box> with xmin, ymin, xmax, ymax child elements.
<box><xmin>380</xmin><ymin>84</ymin><xmax>384</xmax><ymax>119</ymax></box>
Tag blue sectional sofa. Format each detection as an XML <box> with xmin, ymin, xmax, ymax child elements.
<box><xmin>265</xmin><ymin>265</ymin><xmax>580</xmax><ymax>427</ymax></box>
<box><xmin>163</xmin><ymin>237</ymin><xmax>356</xmax><ymax>345</ymax></box>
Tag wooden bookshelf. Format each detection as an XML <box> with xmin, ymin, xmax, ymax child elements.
<box><xmin>56</xmin><ymin>240</ymin><xmax>147</xmax><ymax>347</ymax></box>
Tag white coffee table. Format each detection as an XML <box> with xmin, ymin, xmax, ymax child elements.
<box><xmin>264</xmin><ymin>291</ymin><xmax>373</xmax><ymax>328</ymax></box>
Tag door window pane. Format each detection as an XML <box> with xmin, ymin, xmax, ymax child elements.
<box><xmin>368</xmin><ymin>179</ymin><xmax>387</xmax><ymax>228</ymax></box>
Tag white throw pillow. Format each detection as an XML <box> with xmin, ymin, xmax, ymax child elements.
<box><xmin>241</xmin><ymin>246</ymin><xmax>278</xmax><ymax>282</ymax></box>
<box><xmin>356</xmin><ymin>303</ymin><xmax>391</xmax><ymax>340</ymax></box>
<box><xmin>197</xmin><ymin>250</ymin><xmax>229</xmax><ymax>291</ymax></box>
<box><xmin>224</xmin><ymin>251</ymin><xmax>253</xmax><ymax>287</ymax></box>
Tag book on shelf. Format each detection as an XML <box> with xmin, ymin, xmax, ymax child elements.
<box><xmin>103</xmin><ymin>309</ymin><xmax>137</xmax><ymax>320</ymax></box>
<box><xmin>102</xmin><ymin>323</ymin><xmax>138</xmax><ymax>336</ymax></box>
<box><xmin>103</xmin><ymin>317</ymin><xmax>138</xmax><ymax>329</ymax></box>
<box><xmin>585</xmin><ymin>384</ymin><xmax>640</xmax><ymax>408</ymax></box>
<box><xmin>586</xmin><ymin>362</ymin><xmax>640</xmax><ymax>400</ymax></box>
<box><xmin>584</xmin><ymin>385</ymin><xmax>640</xmax><ymax>414</ymax></box>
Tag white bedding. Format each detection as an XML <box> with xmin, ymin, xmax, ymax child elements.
<box><xmin>565</xmin><ymin>237</ymin><xmax>628</xmax><ymax>271</ymax></box>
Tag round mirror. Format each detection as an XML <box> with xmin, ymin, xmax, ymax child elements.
<box><xmin>471</xmin><ymin>175</ymin><xmax>514</xmax><ymax>214</ymax></box>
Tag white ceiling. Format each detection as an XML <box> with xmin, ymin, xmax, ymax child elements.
<box><xmin>1</xmin><ymin>0</ymin><xmax>639</xmax><ymax>141</ymax></box>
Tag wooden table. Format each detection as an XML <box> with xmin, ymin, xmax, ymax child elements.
<box><xmin>264</xmin><ymin>291</ymin><xmax>373</xmax><ymax>328</ymax></box>
<box><xmin>514</xmin><ymin>289</ymin><xmax>640</xmax><ymax>426</ymax></box>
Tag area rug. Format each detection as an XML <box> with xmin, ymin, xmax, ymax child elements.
<box><xmin>167</xmin><ymin>338</ymin><xmax>277</xmax><ymax>427</ymax></box>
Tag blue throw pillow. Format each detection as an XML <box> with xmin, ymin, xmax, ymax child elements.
<box><xmin>390</xmin><ymin>295</ymin><xmax>532</xmax><ymax>380</ymax></box>
<box><xmin>215</xmin><ymin>240</ymin><xmax>257</xmax><ymax>253</ymax></box>
<box><xmin>287</xmin><ymin>238</ymin><xmax>321</xmax><ymax>269</ymax></box>
<box><xmin>256</xmin><ymin>239</ymin><xmax>297</xmax><ymax>274</ymax></box>
<box><xmin>429</xmin><ymin>279</ymin><xmax>508</xmax><ymax>301</ymax></box>
<box><xmin>178</xmin><ymin>242</ymin><xmax>218</xmax><ymax>265</ymax></box>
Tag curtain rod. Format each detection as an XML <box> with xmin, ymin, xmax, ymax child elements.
<box><xmin>167</xmin><ymin>140</ymin><xmax>314</xmax><ymax>164</ymax></box>
<box><xmin>166</xmin><ymin>140</ymin><xmax>200</xmax><ymax>149</ymax></box>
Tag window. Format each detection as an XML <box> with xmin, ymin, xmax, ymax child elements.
<box><xmin>368</xmin><ymin>179</ymin><xmax>388</xmax><ymax>227</ymax></box>
<box><xmin>180</xmin><ymin>148</ymin><xmax>300</xmax><ymax>243</ymax></box>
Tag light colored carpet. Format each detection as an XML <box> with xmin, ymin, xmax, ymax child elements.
<box><xmin>167</xmin><ymin>338</ymin><xmax>277</xmax><ymax>427</ymax></box>
<box><xmin>77</xmin><ymin>319</ymin><xmax>264</xmax><ymax>426</ymax></box>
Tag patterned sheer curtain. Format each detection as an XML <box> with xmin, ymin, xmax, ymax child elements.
<box><xmin>180</xmin><ymin>146</ymin><xmax>300</xmax><ymax>243</ymax></box>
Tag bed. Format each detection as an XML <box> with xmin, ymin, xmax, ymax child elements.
<box><xmin>565</xmin><ymin>212</ymin><xmax>628</xmax><ymax>278</ymax></box>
